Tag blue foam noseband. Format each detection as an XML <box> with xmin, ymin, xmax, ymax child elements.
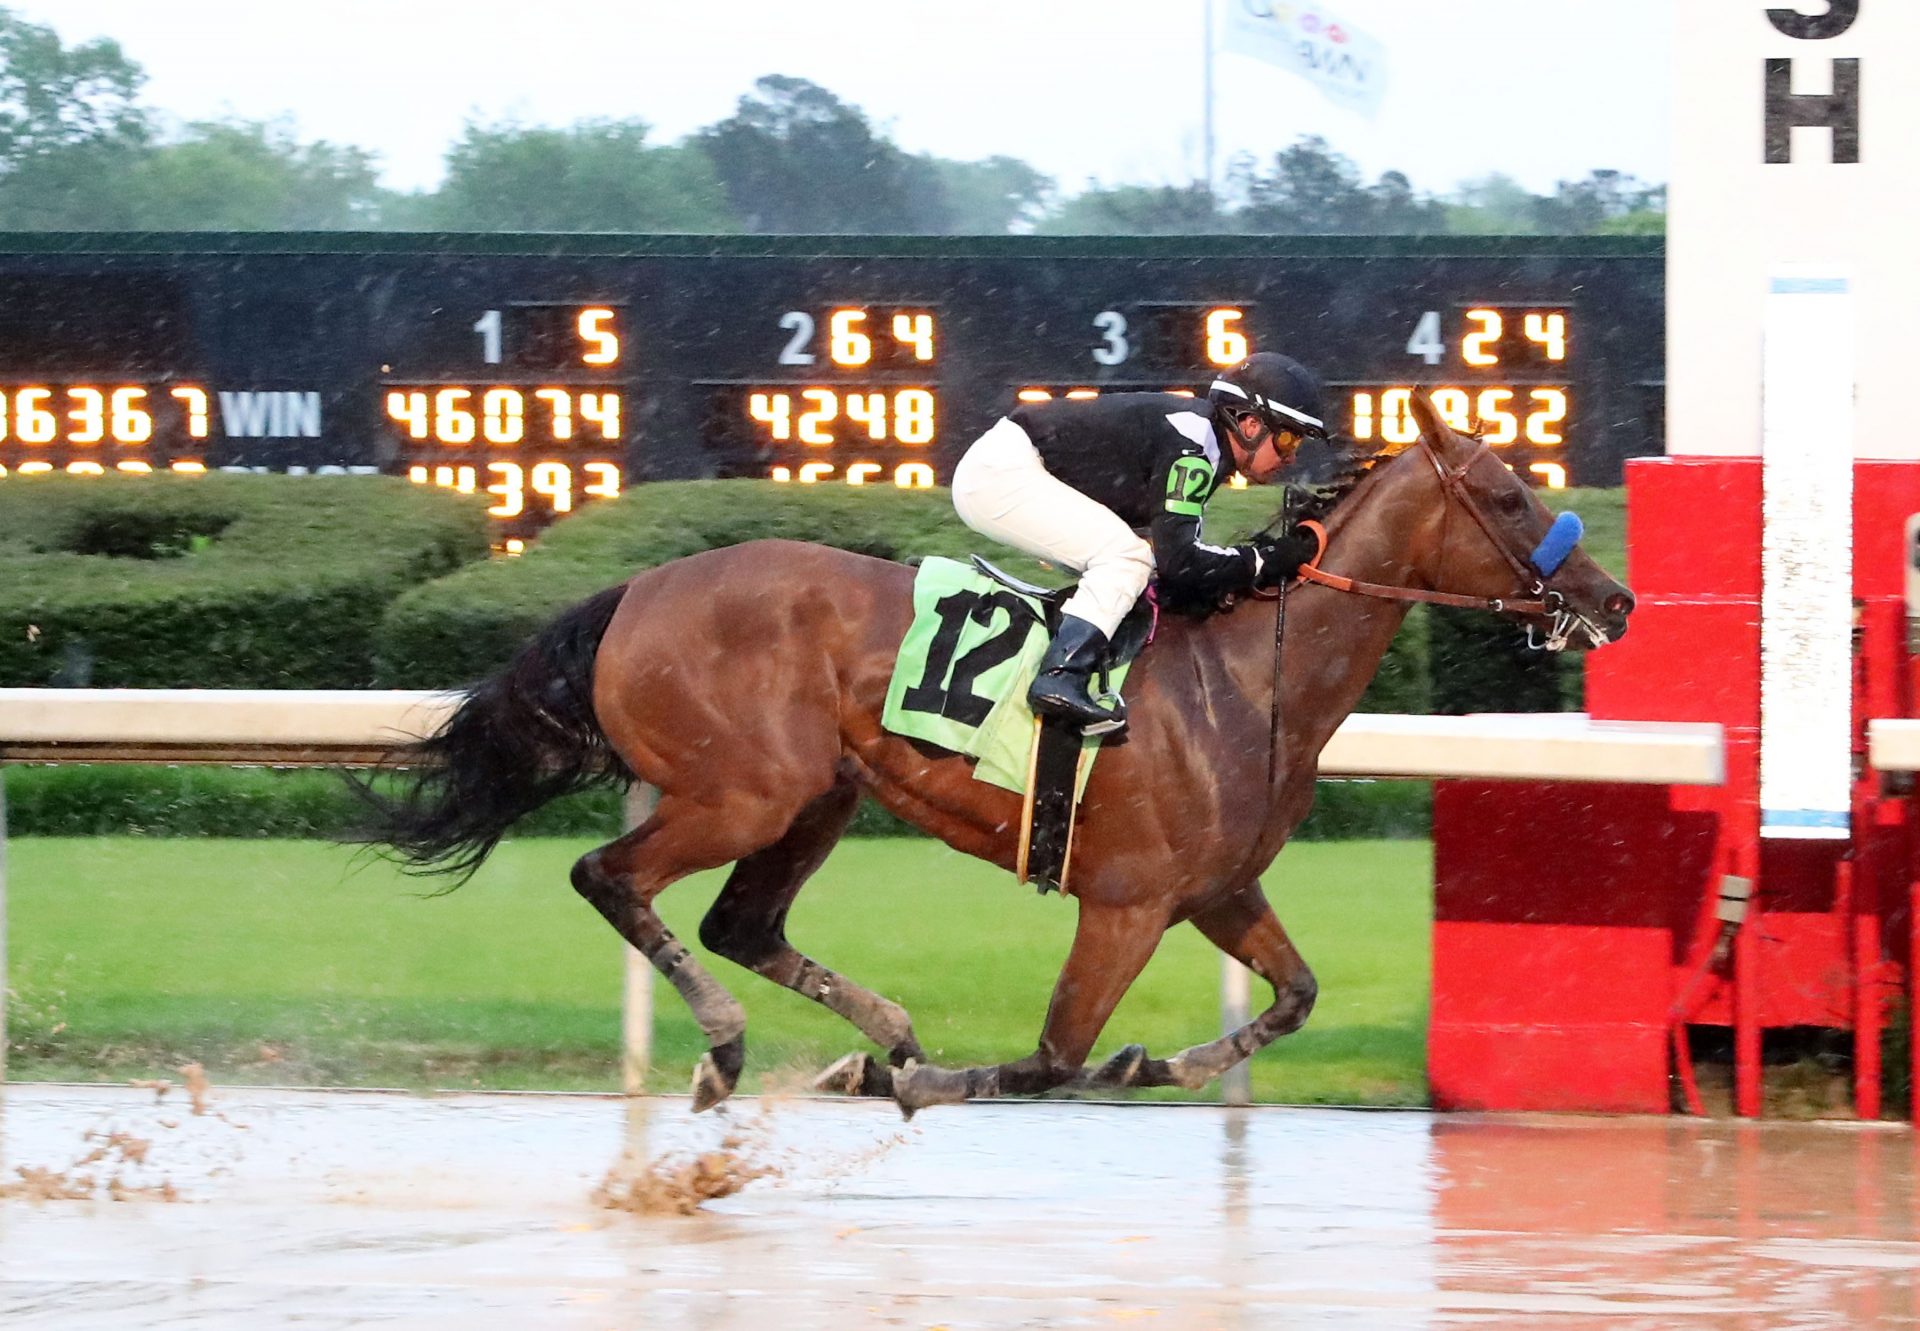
<box><xmin>1529</xmin><ymin>511</ymin><xmax>1583</xmax><ymax>577</ymax></box>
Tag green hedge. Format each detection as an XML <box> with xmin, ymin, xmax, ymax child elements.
<box><xmin>0</xmin><ymin>764</ymin><xmax>1432</xmax><ymax>842</ymax></box>
<box><xmin>371</xmin><ymin>478</ymin><xmax>1433</xmax><ymax>715</ymax></box>
<box><xmin>0</xmin><ymin>475</ymin><xmax>491</xmax><ymax>688</ymax></box>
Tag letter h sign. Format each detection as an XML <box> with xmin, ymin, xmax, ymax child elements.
<box><xmin>1764</xmin><ymin>3</ymin><xmax>1860</xmax><ymax>163</ymax></box>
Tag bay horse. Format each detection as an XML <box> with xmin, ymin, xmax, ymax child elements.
<box><xmin>361</xmin><ymin>390</ymin><xmax>1633</xmax><ymax>1114</ymax></box>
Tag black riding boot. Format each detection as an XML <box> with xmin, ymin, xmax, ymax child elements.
<box><xmin>1027</xmin><ymin>614</ymin><xmax>1127</xmax><ymax>736</ymax></box>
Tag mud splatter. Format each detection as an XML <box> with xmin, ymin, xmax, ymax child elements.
<box><xmin>592</xmin><ymin>1134</ymin><xmax>779</xmax><ymax>1216</ymax></box>
<box><xmin>0</xmin><ymin>1129</ymin><xmax>176</xmax><ymax>1203</ymax></box>
<box><xmin>181</xmin><ymin>1062</ymin><xmax>212</xmax><ymax>1116</ymax></box>
<box><xmin>594</xmin><ymin>1089</ymin><xmax>912</xmax><ymax>1217</ymax></box>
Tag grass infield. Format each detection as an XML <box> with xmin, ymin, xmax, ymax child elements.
<box><xmin>7</xmin><ymin>837</ymin><xmax>1430</xmax><ymax>1106</ymax></box>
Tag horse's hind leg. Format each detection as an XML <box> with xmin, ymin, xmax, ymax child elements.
<box><xmin>697</xmin><ymin>780</ymin><xmax>926</xmax><ymax>1090</ymax></box>
<box><xmin>571</xmin><ymin>792</ymin><xmax>799</xmax><ymax>1112</ymax></box>
<box><xmin>1088</xmin><ymin>883</ymin><xmax>1317</xmax><ymax>1093</ymax></box>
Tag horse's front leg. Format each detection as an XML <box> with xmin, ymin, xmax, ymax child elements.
<box><xmin>884</xmin><ymin>899</ymin><xmax>1169</xmax><ymax>1116</ymax></box>
<box><xmin>1088</xmin><ymin>882</ymin><xmax>1317</xmax><ymax>1093</ymax></box>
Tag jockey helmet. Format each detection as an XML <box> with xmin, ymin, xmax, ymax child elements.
<box><xmin>1208</xmin><ymin>352</ymin><xmax>1329</xmax><ymax>439</ymax></box>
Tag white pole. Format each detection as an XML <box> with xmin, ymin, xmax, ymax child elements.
<box><xmin>1219</xmin><ymin>955</ymin><xmax>1250</xmax><ymax>1105</ymax></box>
<box><xmin>1202</xmin><ymin>0</ymin><xmax>1217</xmax><ymax>195</ymax></box>
<box><xmin>0</xmin><ymin>768</ymin><xmax>8</xmax><ymax>1086</ymax></box>
<box><xmin>620</xmin><ymin>784</ymin><xmax>658</xmax><ymax>1095</ymax></box>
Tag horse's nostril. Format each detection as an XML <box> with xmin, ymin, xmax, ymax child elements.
<box><xmin>1604</xmin><ymin>591</ymin><xmax>1635</xmax><ymax>617</ymax></box>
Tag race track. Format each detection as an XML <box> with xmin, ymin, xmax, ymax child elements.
<box><xmin>1</xmin><ymin>1083</ymin><xmax>1916</xmax><ymax>1329</ymax></box>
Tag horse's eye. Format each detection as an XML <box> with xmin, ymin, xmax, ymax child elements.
<box><xmin>1496</xmin><ymin>489</ymin><xmax>1529</xmax><ymax>516</ymax></box>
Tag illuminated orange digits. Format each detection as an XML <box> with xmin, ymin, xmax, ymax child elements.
<box><xmin>844</xmin><ymin>391</ymin><xmax>887</xmax><ymax>439</ymax></box>
<box><xmin>387</xmin><ymin>390</ymin><xmax>429</xmax><ymax>439</ymax></box>
<box><xmin>435</xmin><ymin>388</ymin><xmax>476</xmax><ymax>444</ymax></box>
<box><xmin>580</xmin><ymin>392</ymin><xmax>621</xmax><ymax>440</ymax></box>
<box><xmin>531</xmin><ymin>461</ymin><xmax>573</xmax><ymax>513</ymax></box>
<box><xmin>111</xmin><ymin>388</ymin><xmax>152</xmax><ymax>444</ymax></box>
<box><xmin>798</xmin><ymin>388</ymin><xmax>837</xmax><ymax>444</ymax></box>
<box><xmin>582</xmin><ymin>462</ymin><xmax>621</xmax><ymax>501</ymax></box>
<box><xmin>16</xmin><ymin>388</ymin><xmax>55</xmax><ymax>444</ymax></box>
<box><xmin>171</xmin><ymin>386</ymin><xmax>210</xmax><ymax>439</ymax></box>
<box><xmin>1526</xmin><ymin>389</ymin><xmax>1567</xmax><ymax>444</ymax></box>
<box><xmin>1524</xmin><ymin>311</ymin><xmax>1567</xmax><ymax>360</ymax></box>
<box><xmin>1350</xmin><ymin>391</ymin><xmax>1375</xmax><ymax>442</ymax></box>
<box><xmin>68</xmin><ymin>387</ymin><xmax>105</xmax><ymax>444</ymax></box>
<box><xmin>829</xmin><ymin>310</ymin><xmax>872</xmax><ymax>366</ymax></box>
<box><xmin>1380</xmin><ymin>389</ymin><xmax>1418</xmax><ymax>445</ymax></box>
<box><xmin>1475</xmin><ymin>389</ymin><xmax>1517</xmax><ymax>444</ymax></box>
<box><xmin>749</xmin><ymin>391</ymin><xmax>792</xmax><ymax>441</ymax></box>
<box><xmin>1463</xmin><ymin>309</ymin><xmax>1502</xmax><ymax>366</ymax></box>
<box><xmin>1205</xmin><ymin>309</ymin><xmax>1248</xmax><ymax>365</ymax></box>
<box><xmin>893</xmin><ymin>462</ymin><xmax>935</xmax><ymax>489</ymax></box>
<box><xmin>577</xmin><ymin>308</ymin><xmax>619</xmax><ymax>365</ymax></box>
<box><xmin>534</xmin><ymin>388</ymin><xmax>573</xmax><ymax>440</ymax></box>
<box><xmin>894</xmin><ymin>389</ymin><xmax>934</xmax><ymax>444</ymax></box>
<box><xmin>485</xmin><ymin>462</ymin><xmax>525</xmax><ymax>517</ymax></box>
<box><xmin>482</xmin><ymin>388</ymin><xmax>525</xmax><ymax>444</ymax></box>
<box><xmin>891</xmin><ymin>312</ymin><xmax>934</xmax><ymax>361</ymax></box>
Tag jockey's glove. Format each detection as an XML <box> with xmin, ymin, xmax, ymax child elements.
<box><xmin>1249</xmin><ymin>525</ymin><xmax>1321</xmax><ymax>590</ymax></box>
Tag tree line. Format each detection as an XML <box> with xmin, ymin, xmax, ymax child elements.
<box><xmin>0</xmin><ymin>10</ymin><xmax>1663</xmax><ymax>236</ymax></box>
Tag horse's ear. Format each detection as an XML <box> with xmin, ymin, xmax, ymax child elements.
<box><xmin>1409</xmin><ymin>387</ymin><xmax>1451</xmax><ymax>447</ymax></box>
<box><xmin>1409</xmin><ymin>387</ymin><xmax>1475</xmax><ymax>464</ymax></box>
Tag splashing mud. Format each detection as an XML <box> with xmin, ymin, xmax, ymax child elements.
<box><xmin>594</xmin><ymin>1086</ymin><xmax>911</xmax><ymax>1217</ymax></box>
<box><xmin>592</xmin><ymin>1132</ymin><xmax>779</xmax><ymax>1216</ymax></box>
<box><xmin>0</xmin><ymin>1128</ymin><xmax>177</xmax><ymax>1203</ymax></box>
<box><xmin>0</xmin><ymin>1063</ymin><xmax>245</xmax><ymax>1204</ymax></box>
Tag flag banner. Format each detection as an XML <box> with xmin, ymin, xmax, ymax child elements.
<box><xmin>1220</xmin><ymin>2</ymin><xmax>1388</xmax><ymax>118</ymax></box>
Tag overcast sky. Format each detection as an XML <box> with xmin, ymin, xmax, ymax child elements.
<box><xmin>16</xmin><ymin>1</ymin><xmax>1670</xmax><ymax>198</ymax></box>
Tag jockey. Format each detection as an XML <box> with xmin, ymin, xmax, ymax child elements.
<box><xmin>951</xmin><ymin>351</ymin><xmax>1330</xmax><ymax>735</ymax></box>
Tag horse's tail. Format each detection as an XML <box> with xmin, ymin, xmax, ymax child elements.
<box><xmin>352</xmin><ymin>582</ymin><xmax>634</xmax><ymax>883</ymax></box>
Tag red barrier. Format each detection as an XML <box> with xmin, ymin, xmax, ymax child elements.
<box><xmin>1431</xmin><ymin>456</ymin><xmax>1920</xmax><ymax>1116</ymax></box>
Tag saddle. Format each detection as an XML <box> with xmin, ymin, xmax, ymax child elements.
<box><xmin>968</xmin><ymin>555</ymin><xmax>1157</xmax><ymax>897</ymax></box>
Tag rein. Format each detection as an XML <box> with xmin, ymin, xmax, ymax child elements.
<box><xmin>1289</xmin><ymin>437</ymin><xmax>1563</xmax><ymax>619</ymax></box>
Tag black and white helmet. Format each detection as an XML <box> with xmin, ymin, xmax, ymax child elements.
<box><xmin>1208</xmin><ymin>352</ymin><xmax>1329</xmax><ymax>439</ymax></box>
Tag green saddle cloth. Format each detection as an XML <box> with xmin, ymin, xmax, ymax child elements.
<box><xmin>881</xmin><ymin>556</ymin><xmax>1130</xmax><ymax>798</ymax></box>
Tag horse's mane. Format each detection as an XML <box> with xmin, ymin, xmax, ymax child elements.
<box><xmin>1252</xmin><ymin>439</ymin><xmax>1391</xmax><ymax>535</ymax></box>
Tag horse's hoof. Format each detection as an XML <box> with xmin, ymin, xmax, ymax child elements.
<box><xmin>892</xmin><ymin>1060</ymin><xmax>971</xmax><ymax>1117</ymax></box>
<box><xmin>815</xmin><ymin>1052</ymin><xmax>894</xmax><ymax>1098</ymax></box>
<box><xmin>690</xmin><ymin>1035</ymin><xmax>745</xmax><ymax>1113</ymax></box>
<box><xmin>1094</xmin><ymin>1043</ymin><xmax>1148</xmax><ymax>1088</ymax></box>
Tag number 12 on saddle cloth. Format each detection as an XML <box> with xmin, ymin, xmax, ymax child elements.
<box><xmin>880</xmin><ymin>556</ymin><xmax>1132</xmax><ymax>802</ymax></box>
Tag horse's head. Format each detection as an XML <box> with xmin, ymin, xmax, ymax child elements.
<box><xmin>1397</xmin><ymin>389</ymin><xmax>1634</xmax><ymax>650</ymax></box>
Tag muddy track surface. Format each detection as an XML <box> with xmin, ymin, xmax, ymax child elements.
<box><xmin>1</xmin><ymin>1084</ymin><xmax>1915</xmax><ymax>1329</ymax></box>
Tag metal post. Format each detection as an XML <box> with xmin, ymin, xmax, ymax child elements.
<box><xmin>1219</xmin><ymin>955</ymin><xmax>1250</xmax><ymax>1105</ymax></box>
<box><xmin>1202</xmin><ymin>0</ymin><xmax>1217</xmax><ymax>195</ymax></box>
<box><xmin>620</xmin><ymin>784</ymin><xmax>657</xmax><ymax>1095</ymax></box>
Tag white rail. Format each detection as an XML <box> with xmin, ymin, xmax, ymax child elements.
<box><xmin>0</xmin><ymin>689</ymin><xmax>1727</xmax><ymax>1094</ymax></box>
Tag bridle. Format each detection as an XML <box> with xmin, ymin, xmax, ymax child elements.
<box><xmin>1257</xmin><ymin>429</ymin><xmax>1600</xmax><ymax>797</ymax></box>
<box><xmin>1282</xmin><ymin>434</ymin><xmax>1592</xmax><ymax>652</ymax></box>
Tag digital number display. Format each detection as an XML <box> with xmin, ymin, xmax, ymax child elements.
<box><xmin>704</xmin><ymin>304</ymin><xmax>944</xmax><ymax>485</ymax></box>
<box><xmin>0</xmin><ymin>384</ymin><xmax>214</xmax><ymax>474</ymax></box>
<box><xmin>381</xmin><ymin>303</ymin><xmax>628</xmax><ymax>543</ymax></box>
<box><xmin>0</xmin><ymin>236</ymin><xmax>1665</xmax><ymax>531</ymax></box>
<box><xmin>1091</xmin><ymin>305</ymin><xmax>1250</xmax><ymax>373</ymax></box>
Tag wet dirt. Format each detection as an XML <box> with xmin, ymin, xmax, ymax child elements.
<box><xmin>1</xmin><ymin>1083</ymin><xmax>1915</xmax><ymax>1329</ymax></box>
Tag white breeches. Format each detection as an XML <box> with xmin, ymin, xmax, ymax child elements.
<box><xmin>950</xmin><ymin>417</ymin><xmax>1153</xmax><ymax>639</ymax></box>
